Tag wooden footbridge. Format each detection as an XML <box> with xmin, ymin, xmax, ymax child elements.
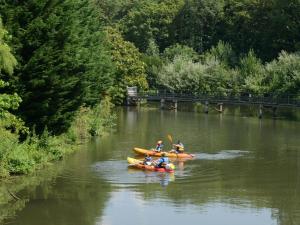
<box><xmin>127</xmin><ymin>88</ymin><xmax>300</xmax><ymax>118</ymax></box>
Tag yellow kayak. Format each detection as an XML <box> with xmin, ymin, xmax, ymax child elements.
<box><xmin>133</xmin><ymin>147</ymin><xmax>195</xmax><ymax>158</ymax></box>
<box><xmin>127</xmin><ymin>157</ymin><xmax>143</xmax><ymax>165</ymax></box>
<box><xmin>127</xmin><ymin>157</ymin><xmax>175</xmax><ymax>173</ymax></box>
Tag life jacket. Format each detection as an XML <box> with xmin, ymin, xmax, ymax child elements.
<box><xmin>145</xmin><ymin>156</ymin><xmax>152</xmax><ymax>161</ymax></box>
<box><xmin>144</xmin><ymin>156</ymin><xmax>152</xmax><ymax>165</ymax></box>
<box><xmin>156</xmin><ymin>144</ymin><xmax>163</xmax><ymax>151</ymax></box>
<box><xmin>176</xmin><ymin>143</ymin><xmax>184</xmax><ymax>153</ymax></box>
<box><xmin>157</xmin><ymin>157</ymin><xmax>169</xmax><ymax>167</ymax></box>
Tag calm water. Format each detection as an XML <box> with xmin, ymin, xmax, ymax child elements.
<box><xmin>4</xmin><ymin>107</ymin><xmax>300</xmax><ymax>225</ymax></box>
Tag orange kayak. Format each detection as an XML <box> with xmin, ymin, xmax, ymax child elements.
<box><xmin>133</xmin><ymin>147</ymin><xmax>195</xmax><ymax>158</ymax></box>
<box><xmin>127</xmin><ymin>157</ymin><xmax>175</xmax><ymax>173</ymax></box>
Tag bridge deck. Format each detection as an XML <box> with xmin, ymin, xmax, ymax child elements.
<box><xmin>136</xmin><ymin>92</ymin><xmax>300</xmax><ymax>108</ymax></box>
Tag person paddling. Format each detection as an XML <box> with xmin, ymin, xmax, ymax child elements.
<box><xmin>143</xmin><ymin>154</ymin><xmax>152</xmax><ymax>165</ymax></box>
<box><xmin>155</xmin><ymin>152</ymin><xmax>169</xmax><ymax>168</ymax></box>
<box><xmin>170</xmin><ymin>140</ymin><xmax>185</xmax><ymax>154</ymax></box>
<box><xmin>154</xmin><ymin>140</ymin><xmax>164</xmax><ymax>152</ymax></box>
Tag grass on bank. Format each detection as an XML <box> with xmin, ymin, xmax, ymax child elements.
<box><xmin>0</xmin><ymin>96</ymin><xmax>115</xmax><ymax>178</ymax></box>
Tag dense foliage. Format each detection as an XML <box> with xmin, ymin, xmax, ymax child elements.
<box><xmin>112</xmin><ymin>0</ymin><xmax>300</xmax><ymax>61</ymax></box>
<box><xmin>105</xmin><ymin>27</ymin><xmax>148</xmax><ymax>103</ymax></box>
<box><xmin>0</xmin><ymin>0</ymin><xmax>115</xmax><ymax>134</ymax></box>
<box><xmin>0</xmin><ymin>18</ymin><xmax>25</xmax><ymax>135</ymax></box>
<box><xmin>0</xmin><ymin>1</ymin><xmax>117</xmax><ymax>176</ymax></box>
<box><xmin>0</xmin><ymin>0</ymin><xmax>299</xmax><ymax>176</ymax></box>
<box><xmin>157</xmin><ymin>54</ymin><xmax>237</xmax><ymax>96</ymax></box>
<box><xmin>101</xmin><ymin>0</ymin><xmax>300</xmax><ymax>97</ymax></box>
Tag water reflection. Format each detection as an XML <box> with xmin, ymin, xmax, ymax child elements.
<box><xmin>4</xmin><ymin>146</ymin><xmax>113</xmax><ymax>225</ymax></box>
<box><xmin>92</xmin><ymin>160</ymin><xmax>175</xmax><ymax>187</ymax></box>
<box><xmin>97</xmin><ymin>189</ymin><xmax>278</xmax><ymax>225</ymax></box>
<box><xmin>130</xmin><ymin>170</ymin><xmax>175</xmax><ymax>187</ymax></box>
<box><xmin>0</xmin><ymin>161</ymin><xmax>66</xmax><ymax>223</ymax></box>
<box><xmin>3</xmin><ymin>107</ymin><xmax>300</xmax><ymax>225</ymax></box>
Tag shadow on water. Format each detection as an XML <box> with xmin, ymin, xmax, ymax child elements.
<box><xmin>0</xmin><ymin>162</ymin><xmax>66</xmax><ymax>224</ymax></box>
<box><xmin>2</xmin><ymin>145</ymin><xmax>113</xmax><ymax>225</ymax></box>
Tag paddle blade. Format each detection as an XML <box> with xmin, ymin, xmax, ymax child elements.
<box><xmin>167</xmin><ymin>134</ymin><xmax>173</xmax><ymax>143</ymax></box>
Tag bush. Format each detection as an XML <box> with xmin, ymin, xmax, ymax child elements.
<box><xmin>265</xmin><ymin>51</ymin><xmax>300</xmax><ymax>96</ymax></box>
<box><xmin>203</xmin><ymin>41</ymin><xmax>237</xmax><ymax>67</ymax></box>
<box><xmin>67</xmin><ymin>96</ymin><xmax>116</xmax><ymax>142</ymax></box>
<box><xmin>162</xmin><ymin>44</ymin><xmax>199</xmax><ymax>62</ymax></box>
<box><xmin>158</xmin><ymin>55</ymin><xmax>236</xmax><ymax>96</ymax></box>
<box><xmin>6</xmin><ymin>146</ymin><xmax>35</xmax><ymax>175</ymax></box>
<box><xmin>237</xmin><ymin>50</ymin><xmax>267</xmax><ymax>95</ymax></box>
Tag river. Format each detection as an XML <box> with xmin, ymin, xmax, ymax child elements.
<box><xmin>3</xmin><ymin>106</ymin><xmax>300</xmax><ymax>225</ymax></box>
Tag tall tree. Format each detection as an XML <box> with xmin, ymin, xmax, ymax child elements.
<box><xmin>121</xmin><ymin>0</ymin><xmax>184</xmax><ymax>52</ymax></box>
<box><xmin>95</xmin><ymin>0</ymin><xmax>140</xmax><ymax>24</ymax></box>
<box><xmin>105</xmin><ymin>27</ymin><xmax>148</xmax><ymax>103</ymax></box>
<box><xmin>0</xmin><ymin>18</ymin><xmax>17</xmax><ymax>77</ymax></box>
<box><xmin>266</xmin><ymin>51</ymin><xmax>300</xmax><ymax>96</ymax></box>
<box><xmin>0</xmin><ymin>0</ymin><xmax>115</xmax><ymax>134</ymax></box>
<box><xmin>0</xmin><ymin>17</ymin><xmax>24</xmax><ymax>132</ymax></box>
<box><xmin>170</xmin><ymin>0</ymin><xmax>225</xmax><ymax>53</ymax></box>
<box><xmin>221</xmin><ymin>0</ymin><xmax>300</xmax><ymax>61</ymax></box>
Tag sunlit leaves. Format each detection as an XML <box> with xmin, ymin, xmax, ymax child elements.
<box><xmin>266</xmin><ymin>51</ymin><xmax>300</xmax><ymax>96</ymax></box>
<box><xmin>0</xmin><ymin>19</ymin><xmax>17</xmax><ymax>75</ymax></box>
<box><xmin>105</xmin><ymin>27</ymin><xmax>148</xmax><ymax>97</ymax></box>
<box><xmin>1</xmin><ymin>0</ymin><xmax>115</xmax><ymax>134</ymax></box>
<box><xmin>121</xmin><ymin>0</ymin><xmax>184</xmax><ymax>52</ymax></box>
<box><xmin>158</xmin><ymin>55</ymin><xmax>235</xmax><ymax>96</ymax></box>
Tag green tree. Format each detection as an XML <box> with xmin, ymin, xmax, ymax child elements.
<box><xmin>204</xmin><ymin>41</ymin><xmax>237</xmax><ymax>68</ymax></box>
<box><xmin>121</xmin><ymin>0</ymin><xmax>184</xmax><ymax>52</ymax></box>
<box><xmin>105</xmin><ymin>27</ymin><xmax>148</xmax><ymax>103</ymax></box>
<box><xmin>0</xmin><ymin>19</ymin><xmax>28</xmax><ymax>176</ymax></box>
<box><xmin>142</xmin><ymin>39</ymin><xmax>163</xmax><ymax>88</ymax></box>
<box><xmin>238</xmin><ymin>50</ymin><xmax>266</xmax><ymax>95</ymax></box>
<box><xmin>95</xmin><ymin>0</ymin><xmax>140</xmax><ymax>23</ymax></box>
<box><xmin>158</xmin><ymin>55</ymin><xmax>236</xmax><ymax>96</ymax></box>
<box><xmin>162</xmin><ymin>44</ymin><xmax>199</xmax><ymax>62</ymax></box>
<box><xmin>171</xmin><ymin>0</ymin><xmax>224</xmax><ymax>53</ymax></box>
<box><xmin>266</xmin><ymin>51</ymin><xmax>300</xmax><ymax>96</ymax></box>
<box><xmin>0</xmin><ymin>19</ymin><xmax>17</xmax><ymax>76</ymax></box>
<box><xmin>0</xmin><ymin>18</ymin><xmax>24</xmax><ymax>132</ymax></box>
<box><xmin>0</xmin><ymin>0</ymin><xmax>115</xmax><ymax>134</ymax></box>
<box><xmin>221</xmin><ymin>0</ymin><xmax>300</xmax><ymax>61</ymax></box>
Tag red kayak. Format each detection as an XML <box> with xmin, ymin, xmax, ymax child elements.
<box><xmin>127</xmin><ymin>157</ymin><xmax>175</xmax><ymax>173</ymax></box>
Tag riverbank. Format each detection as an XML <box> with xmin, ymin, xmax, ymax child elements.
<box><xmin>0</xmin><ymin>97</ymin><xmax>115</xmax><ymax>178</ymax></box>
<box><xmin>0</xmin><ymin>160</ymin><xmax>66</xmax><ymax>223</ymax></box>
<box><xmin>0</xmin><ymin>97</ymin><xmax>115</xmax><ymax>223</ymax></box>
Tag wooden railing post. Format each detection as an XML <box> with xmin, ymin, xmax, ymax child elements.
<box><xmin>173</xmin><ymin>99</ymin><xmax>178</xmax><ymax>110</ymax></box>
<box><xmin>160</xmin><ymin>98</ymin><xmax>165</xmax><ymax>109</ymax></box>
<box><xmin>272</xmin><ymin>107</ymin><xmax>277</xmax><ymax>118</ymax></box>
<box><xmin>259</xmin><ymin>104</ymin><xmax>263</xmax><ymax>119</ymax></box>
<box><xmin>219</xmin><ymin>103</ymin><xmax>223</xmax><ymax>113</ymax></box>
<box><xmin>204</xmin><ymin>101</ymin><xmax>209</xmax><ymax>114</ymax></box>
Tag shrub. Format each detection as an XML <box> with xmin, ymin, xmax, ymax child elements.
<box><xmin>265</xmin><ymin>51</ymin><xmax>300</xmax><ymax>96</ymax></box>
<box><xmin>6</xmin><ymin>146</ymin><xmax>35</xmax><ymax>175</ymax></box>
<box><xmin>237</xmin><ymin>50</ymin><xmax>267</xmax><ymax>95</ymax></box>
<box><xmin>158</xmin><ymin>55</ymin><xmax>236</xmax><ymax>96</ymax></box>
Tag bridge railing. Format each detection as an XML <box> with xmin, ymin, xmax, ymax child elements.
<box><xmin>137</xmin><ymin>90</ymin><xmax>300</xmax><ymax>107</ymax></box>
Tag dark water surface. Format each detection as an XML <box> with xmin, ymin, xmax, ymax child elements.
<box><xmin>5</xmin><ymin>107</ymin><xmax>300</xmax><ymax>225</ymax></box>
